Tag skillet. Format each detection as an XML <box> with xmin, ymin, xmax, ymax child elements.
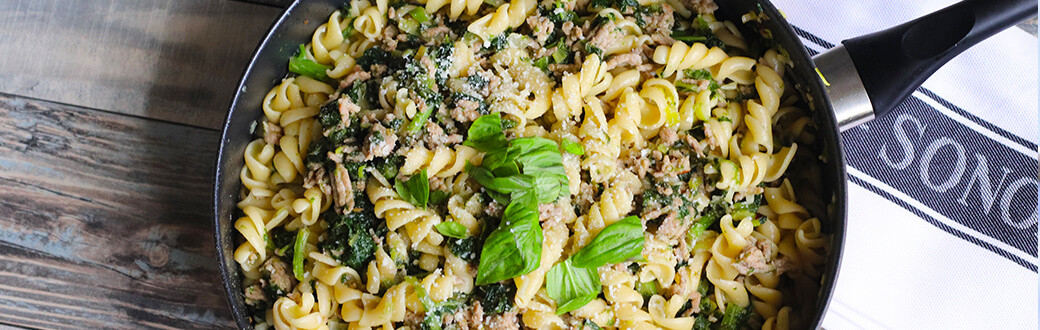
<box><xmin>213</xmin><ymin>0</ymin><xmax>1037</xmax><ymax>328</ymax></box>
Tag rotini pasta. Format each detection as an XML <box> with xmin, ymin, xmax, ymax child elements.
<box><xmin>234</xmin><ymin>1</ymin><xmax>831</xmax><ymax>329</ymax></box>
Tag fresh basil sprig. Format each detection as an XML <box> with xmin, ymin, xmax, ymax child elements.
<box><xmin>465</xmin><ymin>114</ymin><xmax>569</xmax><ymax>204</ymax></box>
<box><xmin>546</xmin><ymin>259</ymin><xmax>601</xmax><ymax>315</ymax></box>
<box><xmin>434</xmin><ymin>222</ymin><xmax>468</xmax><ymax>238</ymax></box>
<box><xmin>475</xmin><ymin>191</ymin><xmax>543</xmax><ymax>285</ymax></box>
<box><xmin>395</xmin><ymin>169</ymin><xmax>430</xmax><ymax>208</ymax></box>
<box><xmin>545</xmin><ymin>215</ymin><xmax>645</xmax><ymax>313</ymax></box>
<box><xmin>570</xmin><ymin>216</ymin><xmax>645</xmax><ymax>268</ymax></box>
<box><xmin>463</xmin><ymin>113</ymin><xmax>508</xmax><ymax>152</ymax></box>
<box><xmin>467</xmin><ymin>113</ymin><xmax>572</xmax><ymax>285</ymax></box>
<box><xmin>289</xmin><ymin>44</ymin><xmax>331</xmax><ymax>81</ymax></box>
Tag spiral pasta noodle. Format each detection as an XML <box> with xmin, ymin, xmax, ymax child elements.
<box><xmin>234</xmin><ymin>1</ymin><xmax>832</xmax><ymax>329</ymax></box>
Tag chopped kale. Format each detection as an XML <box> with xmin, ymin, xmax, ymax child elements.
<box><xmin>686</xmin><ymin>196</ymin><xmax>730</xmax><ymax>243</ymax></box>
<box><xmin>372</xmin><ymin>155</ymin><xmax>403</xmax><ymax>180</ymax></box>
<box><xmin>428</xmin><ymin>42</ymin><xmax>455</xmax><ymax>85</ymax></box>
<box><xmin>731</xmin><ymin>194</ymin><xmax>762</xmax><ymax>220</ymax></box>
<box><xmin>318</xmin><ymin>98</ymin><xmax>341</xmax><ymax>128</ymax></box>
<box><xmin>671</xmin><ymin>21</ymin><xmax>726</xmax><ymax>50</ymax></box>
<box><xmin>539</xmin><ymin>1</ymin><xmax>577</xmax><ymax>25</ymax></box>
<box><xmin>500</xmin><ymin>118</ymin><xmax>518</xmax><ymax>130</ymax></box>
<box><xmin>678</xmin><ymin>69</ymin><xmax>722</xmax><ymax>97</ymax></box>
<box><xmin>267</xmin><ymin>227</ymin><xmax>297</xmax><ymax>258</ymax></box>
<box><xmin>305</xmin><ymin>139</ymin><xmax>332</xmax><ymax>166</ymax></box>
<box><xmin>452</xmin><ymin>93</ymin><xmax>489</xmax><ymax>115</ymax></box>
<box><xmin>398</xmin><ymin>34</ymin><xmax>425</xmax><ymax>50</ymax></box>
<box><xmin>321</xmin><ymin>199</ymin><xmax>386</xmax><ymax>270</ymax></box>
<box><xmin>641</xmin><ymin>188</ymin><xmax>666</xmax><ymax>210</ymax></box>
<box><xmin>407</xmin><ymin>250</ymin><xmax>427</xmax><ymax>275</ymax></box>
<box><xmin>357</xmin><ymin>47</ymin><xmax>403</xmax><ymax>71</ymax></box>
<box><xmin>420</xmin><ymin>293</ymin><xmax>470</xmax><ymax>330</ymax></box>
<box><xmin>719</xmin><ymin>303</ymin><xmax>753</xmax><ymax>330</ymax></box>
<box><xmin>588</xmin><ymin>0</ymin><xmax>640</xmax><ymax>13</ymax></box>
<box><xmin>448</xmin><ymin>236</ymin><xmax>481</xmax><ymax>263</ymax></box>
<box><xmin>466</xmin><ymin>74</ymin><xmax>489</xmax><ymax>91</ymax></box>
<box><xmin>475</xmin><ymin>281</ymin><xmax>516</xmax><ymax>315</ymax></box>
<box><xmin>484</xmin><ymin>31</ymin><xmax>511</xmax><ymax>52</ymax></box>
<box><xmin>631</xmin><ymin>3</ymin><xmax>661</xmax><ymax>26</ymax></box>
<box><xmin>692</xmin><ymin>314</ymin><xmax>712</xmax><ymax>330</ymax></box>
<box><xmin>345</xmin><ymin>79</ymin><xmax>380</xmax><ymax>110</ymax></box>
<box><xmin>583</xmin><ymin>41</ymin><xmax>604</xmax><ymax>58</ymax></box>
<box><xmin>341</xmin><ymin>161</ymin><xmax>366</xmax><ymax>183</ymax></box>
<box><xmin>401</xmin><ymin>54</ymin><xmax>444</xmax><ymax>110</ymax></box>
<box><xmin>676</xmin><ymin>188</ymin><xmax>694</xmax><ymax>219</ymax></box>
<box><xmin>703</xmin><ymin>195</ymin><xmax>730</xmax><ymax>222</ymax></box>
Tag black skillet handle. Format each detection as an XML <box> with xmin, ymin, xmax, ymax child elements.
<box><xmin>841</xmin><ymin>0</ymin><xmax>1037</xmax><ymax>119</ymax></box>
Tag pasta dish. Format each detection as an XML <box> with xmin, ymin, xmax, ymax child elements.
<box><xmin>232</xmin><ymin>0</ymin><xmax>830</xmax><ymax>328</ymax></box>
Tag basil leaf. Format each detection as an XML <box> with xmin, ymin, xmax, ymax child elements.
<box><xmin>289</xmin><ymin>44</ymin><xmax>331</xmax><ymax>81</ymax></box>
<box><xmin>464</xmin><ymin>114</ymin><xmax>508</xmax><ymax>152</ymax></box>
<box><xmin>394</xmin><ymin>169</ymin><xmax>430</xmax><ymax>208</ymax></box>
<box><xmin>469</xmin><ymin>166</ymin><xmax>533</xmax><ymax>195</ymax></box>
<box><xmin>435</xmin><ymin>222</ymin><xmax>468</xmax><ymax>238</ymax></box>
<box><xmin>560</xmin><ymin>138</ymin><xmax>585</xmax><ymax>155</ymax></box>
<box><xmin>429</xmin><ymin>190</ymin><xmax>451</xmax><ymax>205</ymax></box>
<box><xmin>511</xmin><ymin>137</ymin><xmax>561</xmax><ymax>164</ymax></box>
<box><xmin>546</xmin><ymin>259</ymin><xmax>601</xmax><ymax>314</ymax></box>
<box><xmin>528</xmin><ymin>171</ymin><xmax>567</xmax><ymax>204</ymax></box>
<box><xmin>475</xmin><ymin>192</ymin><xmax>542</xmax><ymax>285</ymax></box>
<box><xmin>490</xmin><ymin>160</ymin><xmax>521</xmax><ymax>177</ymax></box>
<box><xmin>570</xmin><ymin>216</ymin><xmax>644</xmax><ymax>268</ymax></box>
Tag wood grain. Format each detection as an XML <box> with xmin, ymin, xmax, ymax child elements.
<box><xmin>0</xmin><ymin>0</ymin><xmax>282</xmax><ymax>130</ymax></box>
<box><xmin>0</xmin><ymin>93</ymin><xmax>234</xmax><ymax>329</ymax></box>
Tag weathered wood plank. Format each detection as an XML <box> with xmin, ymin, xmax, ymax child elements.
<box><xmin>0</xmin><ymin>94</ymin><xmax>234</xmax><ymax>329</ymax></box>
<box><xmin>0</xmin><ymin>0</ymin><xmax>283</xmax><ymax>130</ymax></box>
<box><xmin>0</xmin><ymin>321</ymin><xmax>32</xmax><ymax>330</ymax></box>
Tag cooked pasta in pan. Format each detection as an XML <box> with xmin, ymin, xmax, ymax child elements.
<box><xmin>233</xmin><ymin>0</ymin><xmax>829</xmax><ymax>328</ymax></box>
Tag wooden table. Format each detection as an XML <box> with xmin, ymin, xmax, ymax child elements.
<box><xmin>0</xmin><ymin>0</ymin><xmax>289</xmax><ymax>328</ymax></box>
<box><xmin>0</xmin><ymin>0</ymin><xmax>1035</xmax><ymax>329</ymax></box>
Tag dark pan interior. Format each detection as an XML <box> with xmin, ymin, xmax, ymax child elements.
<box><xmin>714</xmin><ymin>1</ymin><xmax>848</xmax><ymax>328</ymax></box>
<box><xmin>213</xmin><ymin>0</ymin><xmax>848</xmax><ymax>328</ymax></box>
<box><xmin>213</xmin><ymin>1</ymin><xmax>346</xmax><ymax>328</ymax></box>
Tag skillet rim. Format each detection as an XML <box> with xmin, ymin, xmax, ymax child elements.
<box><xmin>213</xmin><ymin>0</ymin><xmax>849</xmax><ymax>328</ymax></box>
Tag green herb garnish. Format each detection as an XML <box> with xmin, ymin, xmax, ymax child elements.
<box><xmin>570</xmin><ymin>216</ymin><xmax>644</xmax><ymax>268</ymax></box>
<box><xmin>546</xmin><ymin>259</ymin><xmax>601</xmax><ymax>314</ymax></box>
<box><xmin>475</xmin><ymin>191</ymin><xmax>543</xmax><ymax>285</ymax></box>
<box><xmin>395</xmin><ymin>169</ymin><xmax>430</xmax><ymax>208</ymax></box>
<box><xmin>435</xmin><ymin>222</ymin><xmax>468</xmax><ymax>238</ymax></box>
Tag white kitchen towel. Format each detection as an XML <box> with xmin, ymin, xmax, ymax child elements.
<box><xmin>768</xmin><ymin>0</ymin><xmax>1039</xmax><ymax>329</ymax></box>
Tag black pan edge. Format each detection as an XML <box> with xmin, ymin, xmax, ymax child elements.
<box><xmin>213</xmin><ymin>0</ymin><xmax>849</xmax><ymax>329</ymax></box>
<box><xmin>716</xmin><ymin>1</ymin><xmax>849</xmax><ymax>328</ymax></box>
<box><xmin>214</xmin><ymin>0</ymin><xmax>312</xmax><ymax>328</ymax></box>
